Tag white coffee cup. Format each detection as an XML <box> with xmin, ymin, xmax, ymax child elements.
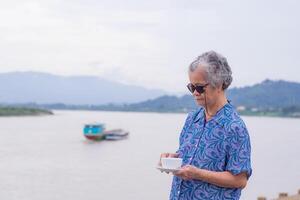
<box><xmin>161</xmin><ymin>157</ymin><xmax>182</xmax><ymax>169</ymax></box>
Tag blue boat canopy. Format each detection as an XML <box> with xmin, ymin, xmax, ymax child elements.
<box><xmin>83</xmin><ymin>123</ymin><xmax>105</xmax><ymax>135</ymax></box>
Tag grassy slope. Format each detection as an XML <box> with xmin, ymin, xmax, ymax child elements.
<box><xmin>0</xmin><ymin>107</ymin><xmax>53</xmax><ymax>116</ymax></box>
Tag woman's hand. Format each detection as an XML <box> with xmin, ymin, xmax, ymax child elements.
<box><xmin>173</xmin><ymin>165</ymin><xmax>200</xmax><ymax>180</ymax></box>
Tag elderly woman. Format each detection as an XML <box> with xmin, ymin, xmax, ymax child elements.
<box><xmin>160</xmin><ymin>51</ymin><xmax>252</xmax><ymax>200</ymax></box>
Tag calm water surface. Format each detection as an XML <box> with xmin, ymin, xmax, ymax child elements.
<box><xmin>0</xmin><ymin>110</ymin><xmax>299</xmax><ymax>200</ymax></box>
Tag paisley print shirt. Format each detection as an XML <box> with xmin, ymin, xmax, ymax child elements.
<box><xmin>170</xmin><ymin>103</ymin><xmax>252</xmax><ymax>200</ymax></box>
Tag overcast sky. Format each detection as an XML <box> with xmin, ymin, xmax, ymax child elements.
<box><xmin>1</xmin><ymin>0</ymin><xmax>299</xmax><ymax>93</ymax></box>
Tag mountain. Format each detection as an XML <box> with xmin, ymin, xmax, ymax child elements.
<box><xmin>0</xmin><ymin>71</ymin><xmax>166</xmax><ymax>104</ymax></box>
<box><xmin>3</xmin><ymin>73</ymin><xmax>299</xmax><ymax>117</ymax></box>
<box><xmin>91</xmin><ymin>79</ymin><xmax>300</xmax><ymax>114</ymax></box>
<box><xmin>227</xmin><ymin>79</ymin><xmax>300</xmax><ymax>108</ymax></box>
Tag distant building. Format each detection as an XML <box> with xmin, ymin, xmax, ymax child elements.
<box><xmin>251</xmin><ymin>107</ymin><xmax>259</xmax><ymax>112</ymax></box>
<box><xmin>237</xmin><ymin>106</ymin><xmax>246</xmax><ymax>111</ymax></box>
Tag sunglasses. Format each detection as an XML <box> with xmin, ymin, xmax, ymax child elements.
<box><xmin>187</xmin><ymin>83</ymin><xmax>209</xmax><ymax>94</ymax></box>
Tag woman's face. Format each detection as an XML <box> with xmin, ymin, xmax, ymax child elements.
<box><xmin>188</xmin><ymin>66</ymin><xmax>221</xmax><ymax>107</ymax></box>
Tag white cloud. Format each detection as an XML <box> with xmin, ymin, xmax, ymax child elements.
<box><xmin>0</xmin><ymin>0</ymin><xmax>299</xmax><ymax>93</ymax></box>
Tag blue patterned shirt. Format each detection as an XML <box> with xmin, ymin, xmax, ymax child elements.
<box><xmin>170</xmin><ymin>103</ymin><xmax>252</xmax><ymax>200</ymax></box>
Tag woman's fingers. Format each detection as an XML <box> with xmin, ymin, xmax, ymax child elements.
<box><xmin>173</xmin><ymin>167</ymin><xmax>190</xmax><ymax>180</ymax></box>
<box><xmin>170</xmin><ymin>153</ymin><xmax>179</xmax><ymax>158</ymax></box>
<box><xmin>160</xmin><ymin>152</ymin><xmax>178</xmax><ymax>158</ymax></box>
<box><xmin>160</xmin><ymin>153</ymin><xmax>170</xmax><ymax>158</ymax></box>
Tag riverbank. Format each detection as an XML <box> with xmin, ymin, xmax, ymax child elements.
<box><xmin>2</xmin><ymin>103</ymin><xmax>300</xmax><ymax>118</ymax></box>
<box><xmin>0</xmin><ymin>107</ymin><xmax>53</xmax><ymax>116</ymax></box>
<box><xmin>238</xmin><ymin>110</ymin><xmax>300</xmax><ymax>118</ymax></box>
<box><xmin>39</xmin><ymin>103</ymin><xmax>300</xmax><ymax>118</ymax></box>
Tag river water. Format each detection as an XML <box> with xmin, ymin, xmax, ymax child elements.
<box><xmin>0</xmin><ymin>110</ymin><xmax>299</xmax><ymax>200</ymax></box>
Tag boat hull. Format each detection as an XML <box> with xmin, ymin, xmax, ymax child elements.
<box><xmin>103</xmin><ymin>129</ymin><xmax>129</xmax><ymax>140</ymax></box>
<box><xmin>84</xmin><ymin>134</ymin><xmax>105</xmax><ymax>141</ymax></box>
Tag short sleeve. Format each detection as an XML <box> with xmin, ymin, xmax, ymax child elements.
<box><xmin>225</xmin><ymin>120</ymin><xmax>252</xmax><ymax>179</ymax></box>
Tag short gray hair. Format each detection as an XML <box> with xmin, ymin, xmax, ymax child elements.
<box><xmin>189</xmin><ymin>51</ymin><xmax>233</xmax><ymax>90</ymax></box>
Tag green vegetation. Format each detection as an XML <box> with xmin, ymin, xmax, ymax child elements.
<box><xmin>4</xmin><ymin>79</ymin><xmax>300</xmax><ymax>118</ymax></box>
<box><xmin>237</xmin><ymin>106</ymin><xmax>300</xmax><ymax>118</ymax></box>
<box><xmin>69</xmin><ymin>79</ymin><xmax>300</xmax><ymax>118</ymax></box>
<box><xmin>227</xmin><ymin>79</ymin><xmax>300</xmax><ymax>109</ymax></box>
<box><xmin>0</xmin><ymin>107</ymin><xmax>53</xmax><ymax>116</ymax></box>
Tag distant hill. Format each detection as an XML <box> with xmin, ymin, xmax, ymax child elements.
<box><xmin>3</xmin><ymin>74</ymin><xmax>300</xmax><ymax>117</ymax></box>
<box><xmin>0</xmin><ymin>106</ymin><xmax>53</xmax><ymax>116</ymax></box>
<box><xmin>85</xmin><ymin>79</ymin><xmax>300</xmax><ymax>117</ymax></box>
<box><xmin>0</xmin><ymin>71</ymin><xmax>166</xmax><ymax>104</ymax></box>
<box><xmin>227</xmin><ymin>79</ymin><xmax>300</xmax><ymax>108</ymax></box>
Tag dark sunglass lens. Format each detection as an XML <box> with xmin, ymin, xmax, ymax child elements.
<box><xmin>195</xmin><ymin>85</ymin><xmax>205</xmax><ymax>93</ymax></box>
<box><xmin>187</xmin><ymin>83</ymin><xmax>195</xmax><ymax>93</ymax></box>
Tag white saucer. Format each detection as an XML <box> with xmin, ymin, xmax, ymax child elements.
<box><xmin>156</xmin><ymin>166</ymin><xmax>180</xmax><ymax>173</ymax></box>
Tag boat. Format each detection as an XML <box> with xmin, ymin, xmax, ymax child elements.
<box><xmin>103</xmin><ymin>129</ymin><xmax>129</xmax><ymax>140</ymax></box>
<box><xmin>83</xmin><ymin>123</ymin><xmax>105</xmax><ymax>141</ymax></box>
<box><xmin>83</xmin><ymin>123</ymin><xmax>129</xmax><ymax>141</ymax></box>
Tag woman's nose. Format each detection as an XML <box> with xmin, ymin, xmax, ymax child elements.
<box><xmin>193</xmin><ymin>90</ymin><xmax>200</xmax><ymax>95</ymax></box>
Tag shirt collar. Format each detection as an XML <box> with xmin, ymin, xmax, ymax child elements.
<box><xmin>193</xmin><ymin>102</ymin><xmax>233</xmax><ymax>126</ymax></box>
<box><xmin>193</xmin><ymin>107</ymin><xmax>205</xmax><ymax>123</ymax></box>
